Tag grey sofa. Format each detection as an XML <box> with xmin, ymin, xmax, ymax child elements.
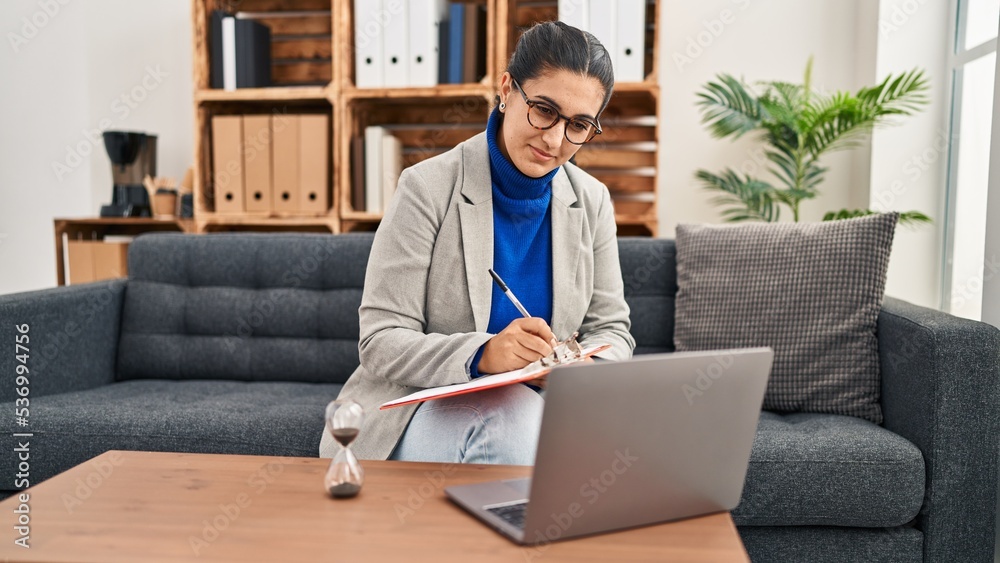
<box><xmin>1</xmin><ymin>232</ymin><xmax>997</xmax><ymax>562</ymax></box>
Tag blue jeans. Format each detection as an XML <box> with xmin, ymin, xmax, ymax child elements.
<box><xmin>388</xmin><ymin>383</ymin><xmax>544</xmax><ymax>465</ymax></box>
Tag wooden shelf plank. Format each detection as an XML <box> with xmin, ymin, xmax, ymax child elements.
<box><xmin>199</xmin><ymin>214</ymin><xmax>337</xmax><ymax>226</ymax></box>
<box><xmin>616</xmin><ymin>215</ymin><xmax>657</xmax><ymax>224</ymax></box>
<box><xmin>613</xmin><ymin>81</ymin><xmax>660</xmax><ymax>93</ymax></box>
<box><xmin>195</xmin><ymin>86</ymin><xmax>329</xmax><ymax>103</ymax></box>
<box><xmin>342</xmin><ymin>84</ymin><xmax>492</xmax><ymax>101</ymax></box>
<box><xmin>54</xmin><ymin>217</ymin><xmax>195</xmax><ymax>228</ymax></box>
<box><xmin>340</xmin><ymin>210</ymin><xmax>382</xmax><ymax>222</ymax></box>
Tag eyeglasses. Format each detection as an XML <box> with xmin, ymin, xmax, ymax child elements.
<box><xmin>511</xmin><ymin>78</ymin><xmax>602</xmax><ymax>145</ymax></box>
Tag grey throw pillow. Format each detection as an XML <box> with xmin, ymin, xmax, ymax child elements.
<box><xmin>673</xmin><ymin>213</ymin><xmax>899</xmax><ymax>423</ymax></box>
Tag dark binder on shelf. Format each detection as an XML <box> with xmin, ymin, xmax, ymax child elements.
<box><xmin>236</xmin><ymin>17</ymin><xmax>272</xmax><ymax>88</ymax></box>
<box><xmin>209</xmin><ymin>12</ymin><xmax>271</xmax><ymax>89</ymax></box>
<box><xmin>209</xmin><ymin>10</ymin><xmax>227</xmax><ymax>89</ymax></box>
<box><xmin>437</xmin><ymin>17</ymin><xmax>450</xmax><ymax>85</ymax></box>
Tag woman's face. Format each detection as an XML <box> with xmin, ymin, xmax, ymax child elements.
<box><xmin>497</xmin><ymin>69</ymin><xmax>606</xmax><ymax>178</ymax></box>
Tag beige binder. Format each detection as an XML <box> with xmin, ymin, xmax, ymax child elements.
<box><xmin>67</xmin><ymin>240</ymin><xmax>95</xmax><ymax>285</ymax></box>
<box><xmin>211</xmin><ymin>115</ymin><xmax>245</xmax><ymax>214</ymax></box>
<box><xmin>67</xmin><ymin>241</ymin><xmax>129</xmax><ymax>284</ymax></box>
<box><xmin>242</xmin><ymin>115</ymin><xmax>272</xmax><ymax>213</ymax></box>
<box><xmin>298</xmin><ymin>114</ymin><xmax>330</xmax><ymax>214</ymax></box>
<box><xmin>271</xmin><ymin>114</ymin><xmax>300</xmax><ymax>213</ymax></box>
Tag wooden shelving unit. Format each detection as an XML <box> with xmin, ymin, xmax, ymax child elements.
<box><xmin>53</xmin><ymin>218</ymin><xmax>197</xmax><ymax>286</ymax></box>
<box><xmin>189</xmin><ymin>0</ymin><xmax>661</xmax><ymax>236</ymax></box>
<box><xmin>191</xmin><ymin>0</ymin><xmax>339</xmax><ymax>233</ymax></box>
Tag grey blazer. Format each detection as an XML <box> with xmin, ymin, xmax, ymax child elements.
<box><xmin>319</xmin><ymin>131</ymin><xmax>635</xmax><ymax>460</ymax></box>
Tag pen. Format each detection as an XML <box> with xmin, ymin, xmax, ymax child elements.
<box><xmin>488</xmin><ymin>268</ymin><xmax>531</xmax><ymax>318</ymax></box>
<box><xmin>488</xmin><ymin>269</ymin><xmax>560</xmax><ymax>350</ymax></box>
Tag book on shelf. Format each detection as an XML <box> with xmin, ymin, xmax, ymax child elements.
<box><xmin>444</xmin><ymin>1</ymin><xmax>485</xmax><ymax>84</ymax></box>
<box><xmin>363</xmin><ymin>126</ymin><xmax>384</xmax><ymax>212</ymax></box>
<box><xmin>381</xmin><ymin>132</ymin><xmax>403</xmax><ymax>212</ymax></box>
<box><xmin>350</xmin><ymin>136</ymin><xmax>366</xmax><ymax>213</ymax></box>
<box><xmin>210</xmin><ymin>10</ymin><xmax>272</xmax><ymax>90</ymax></box>
<box><xmin>461</xmin><ymin>2</ymin><xmax>487</xmax><ymax>83</ymax></box>
<box><xmin>436</xmin><ymin>9</ymin><xmax>451</xmax><ymax>85</ymax></box>
<box><xmin>361</xmin><ymin>126</ymin><xmax>404</xmax><ymax>214</ymax></box>
<box><xmin>445</xmin><ymin>2</ymin><xmax>464</xmax><ymax>84</ymax></box>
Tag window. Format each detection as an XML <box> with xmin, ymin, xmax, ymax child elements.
<box><xmin>943</xmin><ymin>0</ymin><xmax>999</xmax><ymax>320</ymax></box>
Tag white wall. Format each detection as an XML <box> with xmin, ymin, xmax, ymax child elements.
<box><xmin>0</xmin><ymin>0</ymin><xmax>192</xmax><ymax>295</ymax></box>
<box><xmin>657</xmin><ymin>0</ymin><xmax>952</xmax><ymax>309</ymax></box>
<box><xmin>658</xmin><ymin>0</ymin><xmax>876</xmax><ymax>237</ymax></box>
<box><xmin>869</xmin><ymin>0</ymin><xmax>952</xmax><ymax>309</ymax></box>
<box><xmin>0</xmin><ymin>1</ymin><xmax>92</xmax><ymax>294</ymax></box>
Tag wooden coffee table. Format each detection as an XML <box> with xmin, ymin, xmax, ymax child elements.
<box><xmin>0</xmin><ymin>451</ymin><xmax>748</xmax><ymax>562</ymax></box>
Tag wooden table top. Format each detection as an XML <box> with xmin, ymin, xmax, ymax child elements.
<box><xmin>0</xmin><ymin>451</ymin><xmax>748</xmax><ymax>562</ymax></box>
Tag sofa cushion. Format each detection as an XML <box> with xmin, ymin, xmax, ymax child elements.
<box><xmin>0</xmin><ymin>380</ymin><xmax>341</xmax><ymax>485</ymax></box>
<box><xmin>734</xmin><ymin>411</ymin><xmax>924</xmax><ymax>528</ymax></box>
<box><xmin>618</xmin><ymin>238</ymin><xmax>677</xmax><ymax>355</ymax></box>
<box><xmin>673</xmin><ymin>214</ymin><xmax>898</xmax><ymax>423</ymax></box>
<box><xmin>118</xmin><ymin>233</ymin><xmax>374</xmax><ymax>384</ymax></box>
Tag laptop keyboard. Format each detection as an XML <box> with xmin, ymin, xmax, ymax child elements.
<box><xmin>486</xmin><ymin>501</ymin><xmax>528</xmax><ymax>529</ymax></box>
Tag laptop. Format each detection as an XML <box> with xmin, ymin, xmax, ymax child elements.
<box><xmin>444</xmin><ymin>347</ymin><xmax>773</xmax><ymax>545</ymax></box>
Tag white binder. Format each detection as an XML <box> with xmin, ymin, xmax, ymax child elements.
<box><xmin>588</xmin><ymin>0</ymin><xmax>617</xmax><ymax>76</ymax></box>
<box><xmin>558</xmin><ymin>0</ymin><xmax>589</xmax><ymax>30</ymax></box>
<box><xmin>221</xmin><ymin>16</ymin><xmax>236</xmax><ymax>91</ymax></box>
<box><xmin>616</xmin><ymin>0</ymin><xmax>646</xmax><ymax>82</ymax></box>
<box><xmin>408</xmin><ymin>0</ymin><xmax>448</xmax><ymax>87</ymax></box>
<box><xmin>354</xmin><ymin>0</ymin><xmax>384</xmax><ymax>88</ymax></box>
<box><xmin>382</xmin><ymin>0</ymin><xmax>409</xmax><ymax>87</ymax></box>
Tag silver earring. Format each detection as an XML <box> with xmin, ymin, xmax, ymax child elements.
<box><xmin>499</xmin><ymin>102</ymin><xmax>506</xmax><ymax>111</ymax></box>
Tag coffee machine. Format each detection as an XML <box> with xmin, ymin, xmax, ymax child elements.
<box><xmin>100</xmin><ymin>131</ymin><xmax>157</xmax><ymax>217</ymax></box>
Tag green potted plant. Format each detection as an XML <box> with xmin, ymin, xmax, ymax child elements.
<box><xmin>695</xmin><ymin>58</ymin><xmax>932</xmax><ymax>224</ymax></box>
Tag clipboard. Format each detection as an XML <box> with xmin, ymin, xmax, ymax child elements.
<box><xmin>379</xmin><ymin>342</ymin><xmax>611</xmax><ymax>410</ymax></box>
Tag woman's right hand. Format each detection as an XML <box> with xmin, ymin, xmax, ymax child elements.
<box><xmin>477</xmin><ymin>318</ymin><xmax>556</xmax><ymax>375</ymax></box>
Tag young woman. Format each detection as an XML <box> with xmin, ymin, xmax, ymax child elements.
<box><xmin>319</xmin><ymin>21</ymin><xmax>634</xmax><ymax>465</ymax></box>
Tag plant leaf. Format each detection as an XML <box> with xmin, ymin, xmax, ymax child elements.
<box><xmin>695</xmin><ymin>169</ymin><xmax>780</xmax><ymax>222</ymax></box>
<box><xmin>897</xmin><ymin>210</ymin><xmax>933</xmax><ymax>225</ymax></box>
<box><xmin>821</xmin><ymin>208</ymin><xmax>933</xmax><ymax>226</ymax></box>
<box><xmin>696</xmin><ymin>74</ymin><xmax>766</xmax><ymax>139</ymax></box>
<box><xmin>802</xmin><ymin>69</ymin><xmax>929</xmax><ymax>158</ymax></box>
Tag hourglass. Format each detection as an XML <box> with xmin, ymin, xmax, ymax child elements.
<box><xmin>324</xmin><ymin>399</ymin><xmax>364</xmax><ymax>498</ymax></box>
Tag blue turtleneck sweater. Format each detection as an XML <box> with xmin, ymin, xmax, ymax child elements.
<box><xmin>470</xmin><ymin>108</ymin><xmax>558</xmax><ymax>377</ymax></box>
